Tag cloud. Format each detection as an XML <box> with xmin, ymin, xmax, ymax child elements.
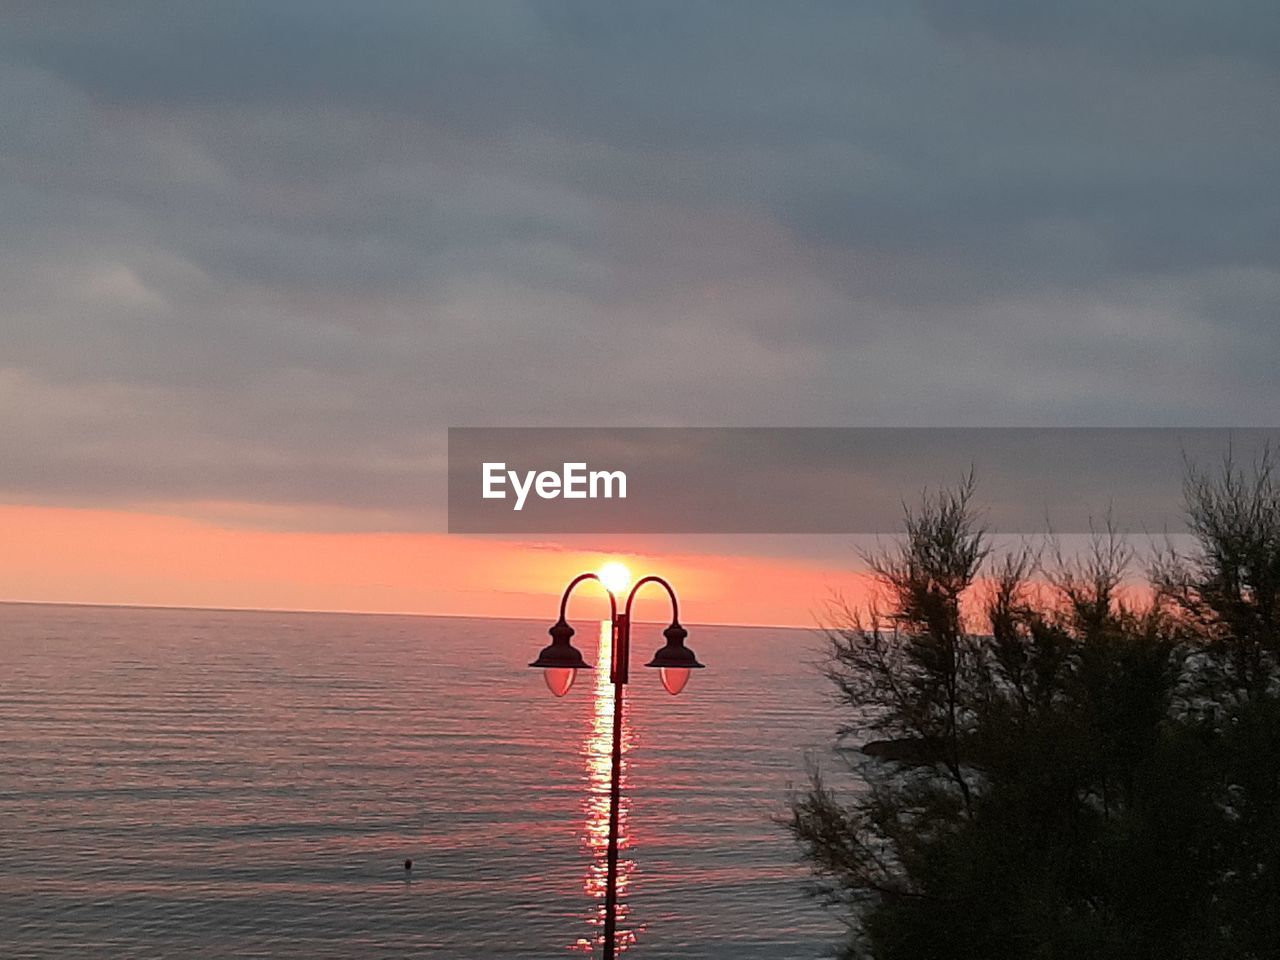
<box><xmin>0</xmin><ymin>2</ymin><xmax>1277</xmax><ymax>529</ymax></box>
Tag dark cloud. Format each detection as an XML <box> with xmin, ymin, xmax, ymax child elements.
<box><xmin>917</xmin><ymin>1</ymin><xmax>1280</xmax><ymax>68</ymax></box>
<box><xmin>0</xmin><ymin>2</ymin><xmax>1277</xmax><ymax>528</ymax></box>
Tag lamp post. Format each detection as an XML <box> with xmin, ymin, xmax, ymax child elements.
<box><xmin>530</xmin><ymin>572</ymin><xmax>704</xmax><ymax>959</ymax></box>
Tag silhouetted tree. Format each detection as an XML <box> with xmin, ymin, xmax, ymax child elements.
<box><xmin>788</xmin><ymin>454</ymin><xmax>1280</xmax><ymax>960</ymax></box>
<box><xmin>1156</xmin><ymin>450</ymin><xmax>1280</xmax><ymax>957</ymax></box>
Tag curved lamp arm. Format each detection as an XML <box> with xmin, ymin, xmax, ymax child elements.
<box><xmin>627</xmin><ymin>575</ymin><xmax>702</xmax><ymax>694</ymax></box>
<box><xmin>624</xmin><ymin>575</ymin><xmax>680</xmax><ymax>624</ymax></box>
<box><xmin>559</xmin><ymin>571</ymin><xmax>619</xmax><ymax>624</ymax></box>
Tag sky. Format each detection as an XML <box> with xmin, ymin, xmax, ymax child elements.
<box><xmin>2</xmin><ymin>2</ymin><xmax>1278</xmax><ymax>625</ymax></box>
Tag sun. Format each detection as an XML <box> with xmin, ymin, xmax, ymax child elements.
<box><xmin>597</xmin><ymin>561</ymin><xmax>632</xmax><ymax>595</ymax></box>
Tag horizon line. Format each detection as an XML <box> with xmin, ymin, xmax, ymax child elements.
<box><xmin>0</xmin><ymin>597</ymin><xmax>816</xmax><ymax>632</ymax></box>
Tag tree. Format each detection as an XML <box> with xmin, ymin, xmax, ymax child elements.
<box><xmin>787</xmin><ymin>455</ymin><xmax>1280</xmax><ymax>960</ymax></box>
<box><xmin>1156</xmin><ymin>450</ymin><xmax>1280</xmax><ymax>957</ymax></box>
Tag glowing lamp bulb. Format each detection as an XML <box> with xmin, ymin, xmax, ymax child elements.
<box><xmin>598</xmin><ymin>561</ymin><xmax>631</xmax><ymax>595</ymax></box>
<box><xmin>659</xmin><ymin>667</ymin><xmax>690</xmax><ymax>696</ymax></box>
<box><xmin>543</xmin><ymin>667</ymin><xmax>577</xmax><ymax>698</ymax></box>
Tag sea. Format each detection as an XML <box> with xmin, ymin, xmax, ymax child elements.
<box><xmin>0</xmin><ymin>602</ymin><xmax>851</xmax><ymax>959</ymax></box>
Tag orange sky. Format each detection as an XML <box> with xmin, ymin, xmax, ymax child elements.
<box><xmin>0</xmin><ymin>503</ymin><xmax>872</xmax><ymax>628</ymax></box>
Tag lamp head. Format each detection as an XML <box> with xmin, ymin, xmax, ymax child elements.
<box><xmin>644</xmin><ymin>622</ymin><xmax>704</xmax><ymax>695</ymax></box>
<box><xmin>530</xmin><ymin>618</ymin><xmax>592</xmax><ymax>697</ymax></box>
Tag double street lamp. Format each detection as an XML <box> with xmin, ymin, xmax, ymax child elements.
<box><xmin>530</xmin><ymin>571</ymin><xmax>704</xmax><ymax>958</ymax></box>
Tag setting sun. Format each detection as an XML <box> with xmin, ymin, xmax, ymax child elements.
<box><xmin>597</xmin><ymin>561</ymin><xmax>631</xmax><ymax>595</ymax></box>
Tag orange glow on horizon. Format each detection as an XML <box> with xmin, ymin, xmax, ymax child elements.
<box><xmin>0</xmin><ymin>502</ymin><xmax>873</xmax><ymax>627</ymax></box>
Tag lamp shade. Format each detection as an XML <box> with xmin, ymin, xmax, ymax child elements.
<box><xmin>658</xmin><ymin>667</ymin><xmax>691</xmax><ymax>695</ymax></box>
<box><xmin>530</xmin><ymin>619</ymin><xmax>592</xmax><ymax>697</ymax></box>
<box><xmin>543</xmin><ymin>667</ymin><xmax>578</xmax><ymax>697</ymax></box>
<box><xmin>644</xmin><ymin>622</ymin><xmax>704</xmax><ymax>694</ymax></box>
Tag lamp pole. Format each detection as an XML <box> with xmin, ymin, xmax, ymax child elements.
<box><xmin>602</xmin><ymin>607</ymin><xmax>626</xmax><ymax>956</ymax></box>
<box><xmin>530</xmin><ymin>572</ymin><xmax>704</xmax><ymax>959</ymax></box>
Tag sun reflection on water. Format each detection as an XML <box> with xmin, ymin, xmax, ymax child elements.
<box><xmin>572</xmin><ymin>621</ymin><xmax>642</xmax><ymax>954</ymax></box>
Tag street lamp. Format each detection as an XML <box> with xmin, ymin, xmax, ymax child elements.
<box><xmin>530</xmin><ymin>571</ymin><xmax>704</xmax><ymax>958</ymax></box>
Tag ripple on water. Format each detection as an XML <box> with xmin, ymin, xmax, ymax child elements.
<box><xmin>0</xmin><ymin>604</ymin><xmax>847</xmax><ymax>959</ymax></box>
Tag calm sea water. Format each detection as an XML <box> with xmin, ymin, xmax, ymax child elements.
<box><xmin>0</xmin><ymin>603</ymin><xmax>847</xmax><ymax>959</ymax></box>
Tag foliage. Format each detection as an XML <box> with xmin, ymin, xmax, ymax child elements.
<box><xmin>787</xmin><ymin>453</ymin><xmax>1280</xmax><ymax>959</ymax></box>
